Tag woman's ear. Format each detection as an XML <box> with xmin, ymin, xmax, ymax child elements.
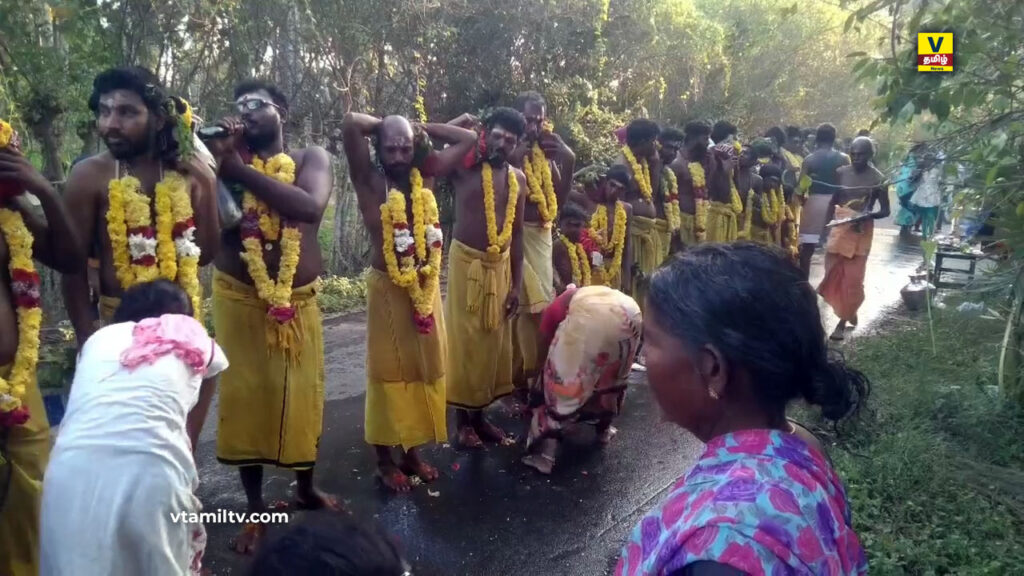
<box><xmin>699</xmin><ymin>343</ymin><xmax>727</xmax><ymax>400</ymax></box>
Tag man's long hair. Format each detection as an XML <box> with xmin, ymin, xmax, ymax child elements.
<box><xmin>89</xmin><ymin>67</ymin><xmax>183</xmax><ymax>164</ymax></box>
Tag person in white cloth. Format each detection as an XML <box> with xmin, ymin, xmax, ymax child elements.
<box><xmin>40</xmin><ymin>279</ymin><xmax>228</xmax><ymax>576</ymax></box>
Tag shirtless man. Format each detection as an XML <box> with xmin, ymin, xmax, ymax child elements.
<box><xmin>819</xmin><ymin>137</ymin><xmax>890</xmax><ymax>340</ymax></box>
<box><xmin>62</xmin><ymin>67</ymin><xmax>219</xmax><ymax>345</ymax></box>
<box><xmin>736</xmin><ymin>146</ymin><xmax>765</xmax><ymax>238</ymax></box>
<box><xmin>342</xmin><ymin>113</ymin><xmax>476</xmax><ymax>491</ymax></box>
<box><xmin>1</xmin><ymin>120</ymin><xmax>84</xmax><ymax>576</ymax></box>
<box><xmin>657</xmin><ymin>127</ymin><xmax>685</xmax><ymax>254</ymax></box>
<box><xmin>205</xmin><ymin>79</ymin><xmax>335</xmax><ymax>553</ymax></box>
<box><xmin>446</xmin><ymin>108</ymin><xmax>527</xmax><ymax>447</ymax></box>
<box><xmin>613</xmin><ymin>119</ymin><xmax>659</xmax><ymax>302</ymax></box>
<box><xmin>675</xmin><ymin>121</ymin><xmax>733</xmax><ymax>244</ymax></box>
<box><xmin>585</xmin><ymin>165</ymin><xmax>634</xmax><ymax>292</ymax></box>
<box><xmin>552</xmin><ymin>202</ymin><xmax>591</xmax><ymax>295</ymax></box>
<box><xmin>798</xmin><ymin>123</ymin><xmax>850</xmax><ymax>277</ymax></box>
<box><xmin>511</xmin><ymin>92</ymin><xmax>575</xmax><ymax>403</ymax></box>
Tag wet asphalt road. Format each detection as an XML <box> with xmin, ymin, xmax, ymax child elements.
<box><xmin>193</xmin><ymin>224</ymin><xmax>921</xmax><ymax>576</ymax></box>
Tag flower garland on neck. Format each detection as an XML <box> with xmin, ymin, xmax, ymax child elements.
<box><xmin>622</xmin><ymin>146</ymin><xmax>653</xmax><ymax>203</ymax></box>
<box><xmin>239</xmin><ymin>153</ymin><xmax>302</xmax><ymax>323</ymax></box>
<box><xmin>0</xmin><ymin>119</ymin><xmax>41</xmax><ymax>429</ymax></box>
<box><xmin>728</xmin><ymin>180</ymin><xmax>744</xmax><ymax>215</ymax></box>
<box><xmin>739</xmin><ymin>187</ymin><xmax>754</xmax><ymax>239</ymax></box>
<box><xmin>784</xmin><ymin>204</ymin><xmax>799</xmax><ymax>259</ymax></box>
<box><xmin>559</xmin><ymin>233</ymin><xmax>591</xmax><ymax>287</ymax></box>
<box><xmin>523</xmin><ymin>122</ymin><xmax>558</xmax><ymax>227</ymax></box>
<box><xmin>482</xmin><ymin>162</ymin><xmax>519</xmax><ymax>254</ymax></box>
<box><xmin>107</xmin><ymin>169</ymin><xmax>201</xmax><ymax>319</ymax></box>
<box><xmin>760</xmin><ymin>184</ymin><xmax>781</xmax><ymax>225</ymax></box>
<box><xmin>689</xmin><ymin>161</ymin><xmax>709</xmax><ymax>242</ymax></box>
<box><xmin>380</xmin><ymin>168</ymin><xmax>443</xmax><ymax>334</ymax></box>
<box><xmin>661</xmin><ymin>167</ymin><xmax>681</xmax><ymax>232</ymax></box>
<box><xmin>589</xmin><ymin>202</ymin><xmax>627</xmax><ymax>286</ymax></box>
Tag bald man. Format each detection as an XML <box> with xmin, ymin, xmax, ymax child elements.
<box><xmin>818</xmin><ymin>136</ymin><xmax>890</xmax><ymax>341</ymax></box>
<box><xmin>342</xmin><ymin>113</ymin><xmax>477</xmax><ymax>491</ymax></box>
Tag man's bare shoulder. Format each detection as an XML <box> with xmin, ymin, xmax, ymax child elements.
<box><xmin>836</xmin><ymin>164</ymin><xmax>853</xmax><ymax>176</ymax></box>
<box><xmin>869</xmin><ymin>165</ymin><xmax>885</xmax><ymax>181</ymax></box>
<box><xmin>621</xmin><ymin>201</ymin><xmax>634</xmax><ymax>217</ymax></box>
<box><xmin>67</xmin><ymin>152</ymin><xmax>115</xmax><ymax>195</ymax></box>
<box><xmin>294</xmin><ymin>145</ymin><xmax>331</xmax><ymax>167</ymax></box>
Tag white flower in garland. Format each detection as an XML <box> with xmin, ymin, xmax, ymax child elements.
<box><xmin>128</xmin><ymin>233</ymin><xmax>158</xmax><ymax>260</ymax></box>
<box><xmin>591</xmin><ymin>251</ymin><xmax>604</xmax><ymax>267</ymax></box>
<box><xmin>174</xmin><ymin>227</ymin><xmax>201</xmax><ymax>259</ymax></box>
<box><xmin>425</xmin><ymin>224</ymin><xmax>443</xmax><ymax>248</ymax></box>
<box><xmin>394</xmin><ymin>228</ymin><xmax>414</xmax><ymax>254</ymax></box>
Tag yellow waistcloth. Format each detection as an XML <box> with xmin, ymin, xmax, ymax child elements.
<box><xmin>706</xmin><ymin>202</ymin><xmax>739</xmax><ymax>243</ymax></box>
<box><xmin>99</xmin><ymin>294</ymin><xmax>120</xmax><ymax>323</ymax></box>
<box><xmin>749</xmin><ymin>223</ymin><xmax>774</xmax><ymax>244</ymax></box>
<box><xmin>364</xmin><ymin>269</ymin><xmax>447</xmax><ymax>451</ymax></box>
<box><xmin>213</xmin><ymin>270</ymin><xmax>324</xmax><ymax>469</ymax></box>
<box><xmin>0</xmin><ymin>364</ymin><xmax>49</xmax><ymax>576</ymax></box>
<box><xmin>630</xmin><ymin>216</ymin><xmax>662</xmax><ymax>315</ymax></box>
<box><xmin>518</xmin><ymin>222</ymin><xmax>555</xmax><ymax>315</ymax></box>
<box><xmin>654</xmin><ymin>218</ymin><xmax>672</xmax><ymax>262</ymax></box>
<box><xmin>514</xmin><ymin>222</ymin><xmax>555</xmax><ymax>383</ymax></box>
<box><xmin>445</xmin><ymin>239</ymin><xmax>513</xmax><ymax>409</ymax></box>
<box><xmin>679</xmin><ymin>212</ymin><xmax>697</xmax><ymax>246</ymax></box>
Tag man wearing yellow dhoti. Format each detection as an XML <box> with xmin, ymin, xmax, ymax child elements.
<box><xmin>510</xmin><ymin>92</ymin><xmax>576</xmax><ymax>400</ymax></box>
<box><xmin>655</xmin><ymin>128</ymin><xmax>684</xmax><ymax>260</ymax></box>
<box><xmin>342</xmin><ymin>112</ymin><xmax>477</xmax><ymax>491</ymax></box>
<box><xmin>613</xmin><ymin>119</ymin><xmax>660</xmax><ymax>311</ymax></box>
<box><xmin>1</xmin><ymin>118</ymin><xmax>85</xmax><ymax>576</ymax></box>
<box><xmin>62</xmin><ymin>67</ymin><xmax>219</xmax><ymax>345</ymax></box>
<box><xmin>446</xmin><ymin>108</ymin><xmax>527</xmax><ymax>448</ymax></box>
<box><xmin>205</xmin><ymin>79</ymin><xmax>335</xmax><ymax>554</ymax></box>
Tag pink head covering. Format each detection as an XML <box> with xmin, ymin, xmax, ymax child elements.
<box><xmin>120</xmin><ymin>314</ymin><xmax>215</xmax><ymax>376</ymax></box>
<box><xmin>614</xmin><ymin>126</ymin><xmax>627</xmax><ymax>145</ymax></box>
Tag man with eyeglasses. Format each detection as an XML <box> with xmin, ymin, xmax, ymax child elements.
<box><xmin>203</xmin><ymin>79</ymin><xmax>336</xmax><ymax>555</ymax></box>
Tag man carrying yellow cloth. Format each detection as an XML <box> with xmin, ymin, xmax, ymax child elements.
<box><xmin>511</xmin><ymin>92</ymin><xmax>576</xmax><ymax>401</ymax></box>
<box><xmin>1</xmin><ymin>118</ymin><xmax>86</xmax><ymax>576</ymax></box>
<box><xmin>341</xmin><ymin>112</ymin><xmax>477</xmax><ymax>491</ymax></box>
<box><xmin>205</xmin><ymin>79</ymin><xmax>336</xmax><ymax>554</ymax></box>
<box><xmin>446</xmin><ymin>108</ymin><xmax>527</xmax><ymax>448</ymax></box>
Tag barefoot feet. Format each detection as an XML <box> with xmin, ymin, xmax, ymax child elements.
<box><xmin>400</xmin><ymin>449</ymin><xmax>439</xmax><ymax>483</ymax></box>
<box><xmin>377</xmin><ymin>461</ymin><xmax>413</xmax><ymax>492</ymax></box>
<box><xmin>474</xmin><ymin>416</ymin><xmax>517</xmax><ymax>446</ymax></box>
<box><xmin>229</xmin><ymin>522</ymin><xmax>265</xmax><ymax>555</ymax></box>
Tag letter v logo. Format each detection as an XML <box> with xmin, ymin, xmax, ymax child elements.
<box><xmin>928</xmin><ymin>36</ymin><xmax>944</xmax><ymax>52</ymax></box>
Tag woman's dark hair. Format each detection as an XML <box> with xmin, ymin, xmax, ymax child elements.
<box><xmin>234</xmin><ymin>78</ymin><xmax>290</xmax><ymax>112</ymax></box>
<box><xmin>607</xmin><ymin>164</ymin><xmax>632</xmax><ymax>187</ymax></box>
<box><xmin>710</xmin><ymin>120</ymin><xmax>737</xmax><ymax>144</ymax></box>
<box><xmin>111</xmin><ymin>280</ymin><xmax>192</xmax><ymax>324</ymax></box>
<box><xmin>765</xmin><ymin>126</ymin><xmax>787</xmax><ymax>148</ymax></box>
<box><xmin>484</xmin><ymin>107</ymin><xmax>526</xmax><ymax>138</ymax></box>
<box><xmin>625</xmin><ymin>119</ymin><xmax>660</xmax><ymax>147</ymax></box>
<box><xmin>647</xmin><ymin>243</ymin><xmax>870</xmax><ymax>422</ymax></box>
<box><xmin>249</xmin><ymin>511</ymin><xmax>408</xmax><ymax>576</ymax></box>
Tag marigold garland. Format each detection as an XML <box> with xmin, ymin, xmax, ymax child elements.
<box><xmin>760</xmin><ymin>185</ymin><xmax>780</xmax><ymax>225</ymax></box>
<box><xmin>739</xmin><ymin>188</ymin><xmax>754</xmax><ymax>239</ymax></box>
<box><xmin>559</xmin><ymin>234</ymin><xmax>591</xmax><ymax>288</ymax></box>
<box><xmin>728</xmin><ymin>180</ymin><xmax>744</xmax><ymax>215</ymax></box>
<box><xmin>523</xmin><ymin>143</ymin><xmax>557</xmax><ymax>227</ymax></box>
<box><xmin>107</xmin><ymin>170</ymin><xmax>201</xmax><ymax>319</ymax></box>
<box><xmin>589</xmin><ymin>202</ymin><xmax>627</xmax><ymax>286</ymax></box>
<box><xmin>482</xmin><ymin>162</ymin><xmax>519</xmax><ymax>254</ymax></box>
<box><xmin>689</xmin><ymin>161</ymin><xmax>709</xmax><ymax>242</ymax></box>
<box><xmin>622</xmin><ymin>146</ymin><xmax>653</xmax><ymax>203</ymax></box>
<box><xmin>380</xmin><ymin>168</ymin><xmax>444</xmax><ymax>334</ymax></box>
<box><xmin>0</xmin><ymin>207</ymin><xmax>42</xmax><ymax>429</ymax></box>
<box><xmin>0</xmin><ymin>120</ymin><xmax>13</xmax><ymax>148</ymax></box>
<box><xmin>784</xmin><ymin>204</ymin><xmax>799</xmax><ymax>259</ymax></box>
<box><xmin>240</xmin><ymin>153</ymin><xmax>301</xmax><ymax>323</ymax></box>
<box><xmin>661</xmin><ymin>167</ymin><xmax>681</xmax><ymax>232</ymax></box>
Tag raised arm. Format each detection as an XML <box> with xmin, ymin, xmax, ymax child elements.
<box><xmin>61</xmin><ymin>160</ymin><xmax>102</xmax><ymax>347</ymax></box>
<box><xmin>540</xmin><ymin>132</ymin><xmax>576</xmax><ymax>203</ymax></box>
<box><xmin>421</xmin><ymin>122</ymin><xmax>478</xmax><ymax>178</ymax></box>
<box><xmin>341</xmin><ymin>112</ymin><xmax>383</xmax><ymax>192</ymax></box>
<box><xmin>221</xmin><ymin>146</ymin><xmax>332</xmax><ymax>224</ymax></box>
<box><xmin>0</xmin><ymin>148</ymin><xmax>85</xmax><ymax>273</ymax></box>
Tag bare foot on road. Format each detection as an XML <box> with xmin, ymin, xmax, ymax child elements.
<box><xmin>377</xmin><ymin>462</ymin><xmax>412</xmax><ymax>492</ymax></box>
<box><xmin>401</xmin><ymin>450</ymin><xmax>439</xmax><ymax>482</ymax></box>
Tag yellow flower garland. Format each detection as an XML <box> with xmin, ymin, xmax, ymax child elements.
<box><xmin>739</xmin><ymin>188</ymin><xmax>754</xmax><ymax>239</ymax></box>
<box><xmin>240</xmin><ymin>153</ymin><xmax>301</xmax><ymax>319</ymax></box>
<box><xmin>689</xmin><ymin>161</ymin><xmax>709</xmax><ymax>242</ymax></box>
<box><xmin>661</xmin><ymin>167</ymin><xmax>681</xmax><ymax>232</ymax></box>
<box><xmin>590</xmin><ymin>202</ymin><xmax>627</xmax><ymax>286</ymax></box>
<box><xmin>380</xmin><ymin>168</ymin><xmax>443</xmax><ymax>332</ymax></box>
<box><xmin>0</xmin><ymin>120</ymin><xmax>13</xmax><ymax>148</ymax></box>
<box><xmin>559</xmin><ymin>234</ymin><xmax>591</xmax><ymax>287</ymax></box>
<box><xmin>0</xmin><ymin>208</ymin><xmax>42</xmax><ymax>427</ymax></box>
<box><xmin>760</xmin><ymin>186</ymin><xmax>779</xmax><ymax>225</ymax></box>
<box><xmin>107</xmin><ymin>171</ymin><xmax>202</xmax><ymax>319</ymax></box>
<box><xmin>785</xmin><ymin>204</ymin><xmax>799</xmax><ymax>259</ymax></box>
<box><xmin>523</xmin><ymin>143</ymin><xmax>557</xmax><ymax>227</ymax></box>
<box><xmin>622</xmin><ymin>146</ymin><xmax>653</xmax><ymax>203</ymax></box>
<box><xmin>482</xmin><ymin>162</ymin><xmax>519</xmax><ymax>253</ymax></box>
<box><xmin>729</xmin><ymin>180</ymin><xmax>744</xmax><ymax>215</ymax></box>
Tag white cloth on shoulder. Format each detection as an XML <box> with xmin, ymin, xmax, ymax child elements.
<box><xmin>41</xmin><ymin>316</ymin><xmax>228</xmax><ymax>576</ymax></box>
